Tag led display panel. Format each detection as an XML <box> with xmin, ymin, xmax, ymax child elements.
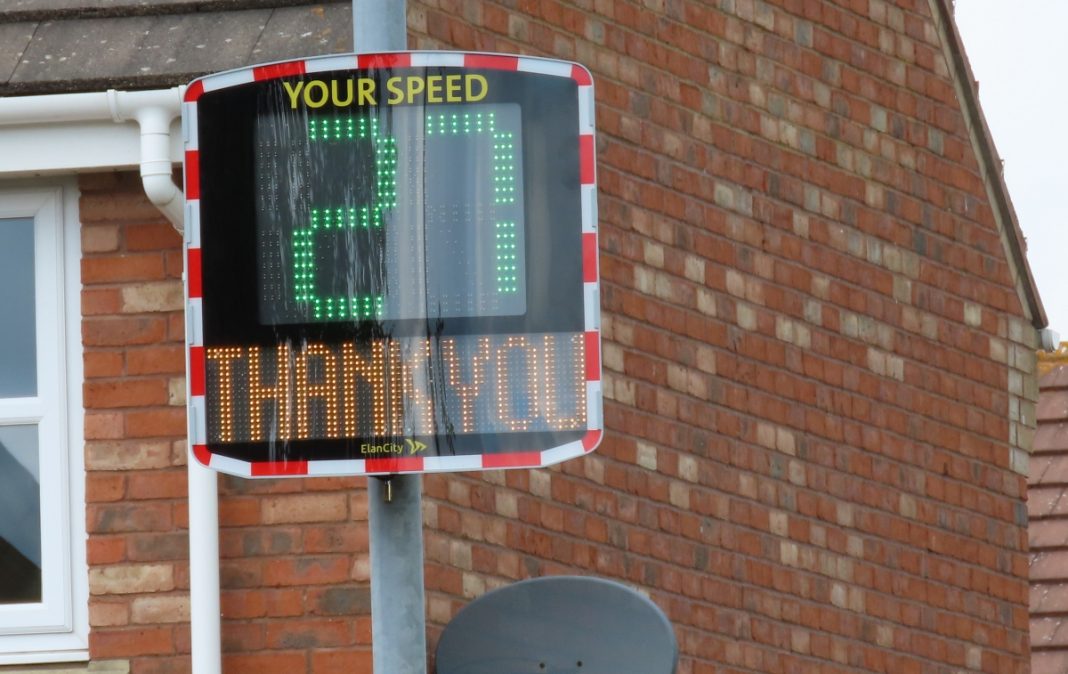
<box><xmin>183</xmin><ymin>52</ymin><xmax>601</xmax><ymax>477</ymax></box>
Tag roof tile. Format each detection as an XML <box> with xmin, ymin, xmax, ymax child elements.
<box><xmin>1032</xmin><ymin>520</ymin><xmax>1068</xmax><ymax>550</ymax></box>
<box><xmin>1034</xmin><ymin>618</ymin><xmax>1066</xmax><ymax>646</ymax></box>
<box><xmin>1028</xmin><ymin>486</ymin><xmax>1067</xmax><ymax>518</ymax></box>
<box><xmin>1041</xmin><ymin>365</ymin><xmax>1068</xmax><ymax>390</ymax></box>
<box><xmin>1037</xmin><ymin>423</ymin><xmax>1068</xmax><ymax>454</ymax></box>
<box><xmin>1032</xmin><ymin>651</ymin><xmax>1068</xmax><ymax>674</ymax></box>
<box><xmin>1041</xmin><ymin>457</ymin><xmax>1068</xmax><ymax>487</ymax></box>
<box><xmin>1032</xmin><ymin>583</ymin><xmax>1068</xmax><ymax>614</ymax></box>
<box><xmin>1032</xmin><ymin>458</ymin><xmax>1055</xmax><ymax>487</ymax></box>
<box><xmin>249</xmin><ymin>4</ymin><xmax>352</xmax><ymax>62</ymax></box>
<box><xmin>1039</xmin><ymin>392</ymin><xmax>1068</xmax><ymax>423</ymax></box>
<box><xmin>0</xmin><ymin>22</ymin><xmax>36</xmax><ymax>82</ymax></box>
<box><xmin>1030</xmin><ymin>550</ymin><xmax>1068</xmax><ymax>582</ymax></box>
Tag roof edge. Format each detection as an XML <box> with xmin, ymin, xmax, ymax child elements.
<box><xmin>0</xmin><ymin>0</ymin><xmax>345</xmax><ymax>24</ymax></box>
<box><xmin>928</xmin><ymin>0</ymin><xmax>1047</xmax><ymax>329</ymax></box>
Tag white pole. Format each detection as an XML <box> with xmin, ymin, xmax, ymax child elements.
<box><xmin>352</xmin><ymin>2</ymin><xmax>428</xmax><ymax>673</ymax></box>
<box><xmin>187</xmin><ymin>461</ymin><xmax>221</xmax><ymax>674</ymax></box>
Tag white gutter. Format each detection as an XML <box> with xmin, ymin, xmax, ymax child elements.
<box><xmin>0</xmin><ymin>88</ymin><xmax>220</xmax><ymax>674</ymax></box>
<box><xmin>0</xmin><ymin>87</ymin><xmax>187</xmax><ymax>232</ymax></box>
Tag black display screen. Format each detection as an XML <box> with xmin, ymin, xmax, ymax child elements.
<box><xmin>191</xmin><ymin>61</ymin><xmax>593</xmax><ymax>464</ymax></box>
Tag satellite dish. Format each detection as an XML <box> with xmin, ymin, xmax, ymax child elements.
<box><xmin>435</xmin><ymin>576</ymin><xmax>677</xmax><ymax>673</ymax></box>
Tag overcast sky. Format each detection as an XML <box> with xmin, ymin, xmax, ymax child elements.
<box><xmin>954</xmin><ymin>1</ymin><xmax>1068</xmax><ymax>336</ymax></box>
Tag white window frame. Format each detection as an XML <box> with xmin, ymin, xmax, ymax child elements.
<box><xmin>0</xmin><ymin>182</ymin><xmax>87</xmax><ymax>663</ymax></box>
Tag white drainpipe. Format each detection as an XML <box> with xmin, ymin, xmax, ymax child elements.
<box><xmin>108</xmin><ymin>92</ymin><xmax>187</xmax><ymax>229</ymax></box>
<box><xmin>0</xmin><ymin>88</ymin><xmax>221</xmax><ymax>674</ymax></box>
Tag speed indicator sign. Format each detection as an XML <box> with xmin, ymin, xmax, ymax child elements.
<box><xmin>183</xmin><ymin>52</ymin><xmax>601</xmax><ymax>477</ymax></box>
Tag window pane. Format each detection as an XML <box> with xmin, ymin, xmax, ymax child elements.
<box><xmin>0</xmin><ymin>218</ymin><xmax>36</xmax><ymax>398</ymax></box>
<box><xmin>0</xmin><ymin>425</ymin><xmax>41</xmax><ymax>604</ymax></box>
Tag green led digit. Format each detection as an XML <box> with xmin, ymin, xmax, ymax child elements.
<box><xmin>495</xmin><ymin>221</ymin><xmax>518</xmax><ymax>294</ymax></box>
<box><xmin>492</xmin><ymin>129</ymin><xmax>517</xmax><ymax>206</ymax></box>
<box><xmin>425</xmin><ymin>110</ymin><xmax>520</xmax><ymax>296</ymax></box>
<box><xmin>296</xmin><ymin>117</ymin><xmax>397</xmax><ymax>320</ymax></box>
<box><xmin>490</xmin><ymin>117</ymin><xmax>519</xmax><ymax>295</ymax></box>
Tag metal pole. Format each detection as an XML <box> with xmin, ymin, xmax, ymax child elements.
<box><xmin>368</xmin><ymin>477</ymin><xmax>427</xmax><ymax>673</ymax></box>
<box><xmin>354</xmin><ymin>0</ymin><xmax>408</xmax><ymax>53</ymax></box>
<box><xmin>353</xmin><ymin>3</ymin><xmax>427</xmax><ymax>673</ymax></box>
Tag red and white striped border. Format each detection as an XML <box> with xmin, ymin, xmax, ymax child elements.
<box><xmin>184</xmin><ymin>51</ymin><xmax>600</xmax><ymax>478</ymax></box>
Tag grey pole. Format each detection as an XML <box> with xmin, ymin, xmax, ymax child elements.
<box><xmin>352</xmin><ymin>2</ymin><xmax>427</xmax><ymax>674</ymax></box>
<box><xmin>368</xmin><ymin>476</ymin><xmax>427</xmax><ymax>674</ymax></box>
<box><xmin>354</xmin><ymin>0</ymin><xmax>408</xmax><ymax>53</ymax></box>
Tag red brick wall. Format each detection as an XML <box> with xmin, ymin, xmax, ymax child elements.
<box><xmin>80</xmin><ymin>173</ymin><xmax>191</xmax><ymax>668</ymax></box>
<box><xmin>79</xmin><ymin>1</ymin><xmax>1037</xmax><ymax>673</ymax></box>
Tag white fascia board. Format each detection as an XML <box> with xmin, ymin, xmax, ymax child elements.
<box><xmin>0</xmin><ymin>119</ymin><xmax>183</xmax><ymax>177</ymax></box>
